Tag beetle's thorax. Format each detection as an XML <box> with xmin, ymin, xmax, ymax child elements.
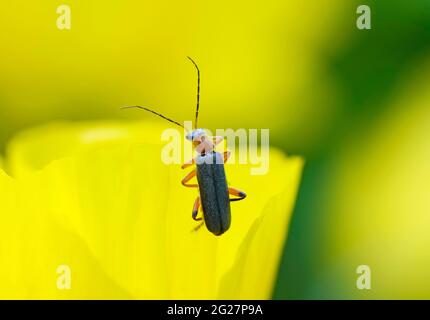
<box><xmin>195</xmin><ymin>135</ymin><xmax>215</xmax><ymax>155</ymax></box>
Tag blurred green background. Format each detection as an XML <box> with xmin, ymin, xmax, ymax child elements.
<box><xmin>1</xmin><ymin>1</ymin><xmax>430</xmax><ymax>299</ymax></box>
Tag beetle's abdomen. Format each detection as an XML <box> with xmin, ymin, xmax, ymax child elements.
<box><xmin>196</xmin><ymin>152</ymin><xmax>231</xmax><ymax>236</ymax></box>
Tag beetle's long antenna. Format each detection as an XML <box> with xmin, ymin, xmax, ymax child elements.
<box><xmin>121</xmin><ymin>106</ymin><xmax>185</xmax><ymax>129</ymax></box>
<box><xmin>187</xmin><ymin>56</ymin><xmax>200</xmax><ymax>129</ymax></box>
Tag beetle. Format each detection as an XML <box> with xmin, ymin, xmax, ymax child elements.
<box><xmin>122</xmin><ymin>57</ymin><xmax>246</xmax><ymax>235</ymax></box>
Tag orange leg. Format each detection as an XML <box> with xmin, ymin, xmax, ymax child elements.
<box><xmin>192</xmin><ymin>221</ymin><xmax>205</xmax><ymax>233</ymax></box>
<box><xmin>229</xmin><ymin>187</ymin><xmax>247</xmax><ymax>202</ymax></box>
<box><xmin>182</xmin><ymin>158</ymin><xmax>196</xmax><ymax>169</ymax></box>
<box><xmin>223</xmin><ymin>151</ymin><xmax>231</xmax><ymax>163</ymax></box>
<box><xmin>191</xmin><ymin>197</ymin><xmax>204</xmax><ymax>233</ymax></box>
<box><xmin>192</xmin><ymin>197</ymin><xmax>202</xmax><ymax>221</ymax></box>
<box><xmin>181</xmin><ymin>169</ymin><xmax>198</xmax><ymax>188</ymax></box>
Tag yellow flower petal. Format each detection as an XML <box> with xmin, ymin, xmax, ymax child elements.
<box><xmin>0</xmin><ymin>167</ymin><xmax>132</xmax><ymax>299</ymax></box>
<box><xmin>4</xmin><ymin>121</ymin><xmax>303</xmax><ymax>299</ymax></box>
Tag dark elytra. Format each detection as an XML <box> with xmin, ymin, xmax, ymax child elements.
<box><xmin>196</xmin><ymin>152</ymin><xmax>231</xmax><ymax>236</ymax></box>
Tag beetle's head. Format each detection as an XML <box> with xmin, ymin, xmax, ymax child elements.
<box><xmin>186</xmin><ymin>128</ymin><xmax>206</xmax><ymax>142</ymax></box>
